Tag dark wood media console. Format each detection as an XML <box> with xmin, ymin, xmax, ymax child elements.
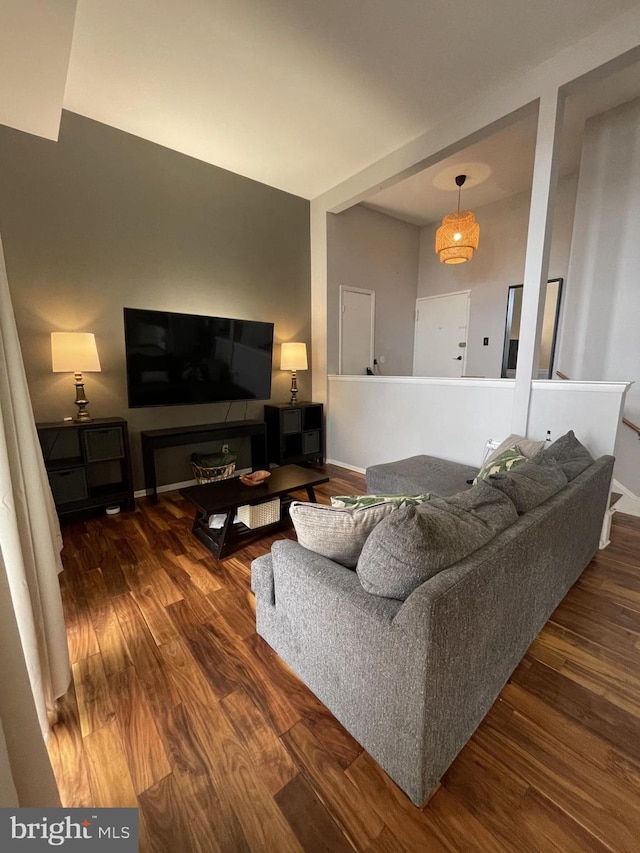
<box><xmin>140</xmin><ymin>419</ymin><xmax>268</xmax><ymax>502</ymax></box>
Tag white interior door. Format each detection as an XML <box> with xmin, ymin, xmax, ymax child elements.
<box><xmin>413</xmin><ymin>291</ymin><xmax>470</xmax><ymax>377</ymax></box>
<box><xmin>339</xmin><ymin>287</ymin><xmax>375</xmax><ymax>374</ymax></box>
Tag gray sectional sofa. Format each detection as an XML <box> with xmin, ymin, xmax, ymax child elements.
<box><xmin>251</xmin><ymin>437</ymin><xmax>614</xmax><ymax>806</ymax></box>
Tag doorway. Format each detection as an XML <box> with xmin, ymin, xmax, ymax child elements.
<box><xmin>413</xmin><ymin>291</ymin><xmax>470</xmax><ymax>377</ymax></box>
<box><xmin>339</xmin><ymin>286</ymin><xmax>375</xmax><ymax>375</ymax></box>
<box><xmin>501</xmin><ymin>278</ymin><xmax>563</xmax><ymax>379</ymax></box>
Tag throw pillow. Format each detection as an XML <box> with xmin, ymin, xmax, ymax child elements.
<box><xmin>289</xmin><ymin>500</ymin><xmax>397</xmax><ymax>568</ymax></box>
<box><xmin>473</xmin><ymin>445</ymin><xmax>528</xmax><ymax>484</ymax></box>
<box><xmin>488</xmin><ymin>452</ymin><xmax>568</xmax><ymax>514</ymax></box>
<box><xmin>483</xmin><ymin>433</ymin><xmax>546</xmax><ymax>467</ymax></box>
<box><xmin>356</xmin><ymin>481</ymin><xmax>518</xmax><ymax>601</ymax></box>
<box><xmin>330</xmin><ymin>493</ymin><xmax>430</xmax><ymax>509</ymax></box>
<box><xmin>544</xmin><ymin>430</ymin><xmax>594</xmax><ymax>480</ymax></box>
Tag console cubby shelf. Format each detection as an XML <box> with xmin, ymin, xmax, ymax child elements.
<box><xmin>37</xmin><ymin>417</ymin><xmax>135</xmax><ymax>519</ymax></box>
<box><xmin>264</xmin><ymin>402</ymin><xmax>324</xmax><ymax>466</ymax></box>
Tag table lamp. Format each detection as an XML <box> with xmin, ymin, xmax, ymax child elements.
<box><xmin>280</xmin><ymin>342</ymin><xmax>308</xmax><ymax>404</ymax></box>
<box><xmin>51</xmin><ymin>332</ymin><xmax>101</xmax><ymax>422</ymax></box>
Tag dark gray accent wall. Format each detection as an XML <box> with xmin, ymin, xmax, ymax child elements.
<box><xmin>0</xmin><ymin>112</ymin><xmax>310</xmax><ymax>490</ymax></box>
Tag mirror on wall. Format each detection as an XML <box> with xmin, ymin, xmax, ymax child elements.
<box><xmin>501</xmin><ymin>278</ymin><xmax>563</xmax><ymax>379</ymax></box>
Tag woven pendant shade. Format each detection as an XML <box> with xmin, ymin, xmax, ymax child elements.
<box><xmin>435</xmin><ymin>210</ymin><xmax>480</xmax><ymax>264</ymax></box>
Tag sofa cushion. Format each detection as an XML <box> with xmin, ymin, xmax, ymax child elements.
<box><xmin>289</xmin><ymin>501</ymin><xmax>397</xmax><ymax>568</ymax></box>
<box><xmin>473</xmin><ymin>445</ymin><xmax>528</xmax><ymax>484</ymax></box>
<box><xmin>488</xmin><ymin>453</ymin><xmax>568</xmax><ymax>513</ymax></box>
<box><xmin>331</xmin><ymin>493</ymin><xmax>431</xmax><ymax>509</ymax></box>
<box><xmin>366</xmin><ymin>455</ymin><xmax>479</xmax><ymax>497</ymax></box>
<box><xmin>544</xmin><ymin>430</ymin><xmax>594</xmax><ymax>480</ymax></box>
<box><xmin>356</xmin><ymin>481</ymin><xmax>518</xmax><ymax>600</ymax></box>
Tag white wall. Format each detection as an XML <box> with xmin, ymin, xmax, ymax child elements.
<box><xmin>416</xmin><ymin>175</ymin><xmax>578</xmax><ymax>378</ymax></box>
<box><xmin>327</xmin><ymin>205</ymin><xmax>420</xmax><ymax>376</ymax></box>
<box><xmin>327</xmin><ymin>375</ymin><xmax>627</xmax><ymax>473</ymax></box>
<box><xmin>557</xmin><ymin>98</ymin><xmax>640</xmax><ymax>495</ymax></box>
<box><xmin>0</xmin><ymin>0</ymin><xmax>76</xmax><ymax>139</ymax></box>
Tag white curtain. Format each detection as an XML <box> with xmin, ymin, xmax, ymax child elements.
<box><xmin>0</xmin><ymin>233</ymin><xmax>71</xmax><ymax>740</ymax></box>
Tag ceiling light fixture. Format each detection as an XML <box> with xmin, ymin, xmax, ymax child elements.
<box><xmin>435</xmin><ymin>174</ymin><xmax>479</xmax><ymax>264</ymax></box>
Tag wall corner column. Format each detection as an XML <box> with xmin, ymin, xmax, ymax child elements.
<box><xmin>310</xmin><ymin>199</ymin><xmax>328</xmax><ymax>405</ymax></box>
<box><xmin>511</xmin><ymin>89</ymin><xmax>564</xmax><ymax>434</ymax></box>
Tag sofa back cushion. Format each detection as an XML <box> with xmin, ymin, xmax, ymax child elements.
<box><xmin>289</xmin><ymin>500</ymin><xmax>397</xmax><ymax>568</ymax></box>
<box><xmin>356</xmin><ymin>481</ymin><xmax>518</xmax><ymax>601</ymax></box>
<box><xmin>488</xmin><ymin>452</ymin><xmax>568</xmax><ymax>513</ymax></box>
<box><xmin>544</xmin><ymin>430</ymin><xmax>594</xmax><ymax>480</ymax></box>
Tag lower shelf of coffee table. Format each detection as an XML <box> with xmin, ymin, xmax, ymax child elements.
<box><xmin>192</xmin><ymin>494</ymin><xmax>296</xmax><ymax>559</ymax></box>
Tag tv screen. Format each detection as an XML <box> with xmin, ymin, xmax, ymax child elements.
<box><xmin>123</xmin><ymin>307</ymin><xmax>274</xmax><ymax>408</ymax></box>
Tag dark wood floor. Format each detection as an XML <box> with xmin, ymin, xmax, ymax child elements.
<box><xmin>47</xmin><ymin>464</ymin><xmax>640</xmax><ymax>852</ymax></box>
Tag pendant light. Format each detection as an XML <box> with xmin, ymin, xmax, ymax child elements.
<box><xmin>435</xmin><ymin>174</ymin><xmax>479</xmax><ymax>264</ymax></box>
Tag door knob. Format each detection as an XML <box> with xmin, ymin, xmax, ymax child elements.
<box><xmin>453</xmin><ymin>356</ymin><xmax>462</xmax><ymax>360</ymax></box>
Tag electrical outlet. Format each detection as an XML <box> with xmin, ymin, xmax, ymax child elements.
<box><xmin>222</xmin><ymin>444</ymin><xmax>229</xmax><ymax>454</ymax></box>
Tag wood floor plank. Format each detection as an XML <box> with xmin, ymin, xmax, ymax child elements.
<box><xmin>499</xmin><ymin>682</ymin><xmax>640</xmax><ymax>786</ymax></box>
<box><xmin>516</xmin><ymin>787</ymin><xmax>613</xmax><ymax>853</ymax></box>
<box><xmin>476</xmin><ymin>705</ymin><xmax>640</xmax><ymax>851</ymax></box>
<box><xmin>365</xmin><ymin>826</ymin><xmax>413</xmax><ymax>853</ymax></box>
<box><xmin>282</xmin><ymin>720</ymin><xmax>384</xmax><ymax>850</ymax></box>
<box><xmin>81</xmin><ymin>569</ymin><xmax>132</xmax><ymax>677</ymax></box>
<box><xmin>46</xmin><ymin>685</ymin><xmax>94</xmax><ymax>808</ymax></box>
<box><xmin>158</xmin><ymin>636</ymin><xmax>220</xmax><ymax>707</ymax></box>
<box><xmin>60</xmin><ymin>571</ymin><xmax>100</xmax><ymax>663</ymax></box>
<box><xmin>112</xmin><ymin>593</ymin><xmax>181</xmax><ymax>718</ymax></box>
<box><xmin>440</xmin><ymin>735</ymin><xmax>543</xmax><ymax>852</ymax></box>
<box><xmin>274</xmin><ymin>774</ymin><xmax>353</xmax><ymax>853</ymax></box>
<box><xmin>345</xmin><ymin>751</ymin><xmax>453</xmax><ymax>852</ymax></box>
<box><xmin>197</xmin><ymin>619</ymin><xmax>301</xmax><ymax>734</ymax></box>
<box><xmin>220</xmin><ymin>688</ymin><xmax>298</xmax><ymax>795</ymax></box>
<box><xmin>143</xmin><ymin>567</ymin><xmax>185</xmax><ymax>608</ymax></box>
<box><xmin>207</xmin><ymin>587</ymin><xmax>256</xmax><ymax>639</ymax></box>
<box><xmin>138</xmin><ymin>773</ymin><xmax>203</xmax><ymax>853</ymax></box>
<box><xmin>157</xmin><ymin>702</ymin><xmax>249</xmax><ymax>853</ymax></box>
<box><xmin>511</xmin><ymin>657</ymin><xmax>640</xmax><ymax>766</ymax></box>
<box><xmin>161</xmin><ymin>554</ymin><xmax>221</xmax><ymax>623</ymax></box>
<box><xmin>73</xmin><ymin>654</ymin><xmax>115</xmax><ymax>737</ymax></box>
<box><xmin>84</xmin><ymin>719</ymin><xmax>138</xmax><ymax>808</ymax></box>
<box><xmin>166</xmin><ymin>601</ymin><xmax>240</xmax><ymax>699</ymax></box>
<box><xmin>108</xmin><ymin>666</ymin><xmax>172</xmax><ymax>795</ymax></box>
<box><xmin>130</xmin><ymin>586</ymin><xmax>180</xmax><ymax>646</ymax></box>
<box><xmin>183</xmin><ymin>693</ymin><xmax>303</xmax><ymax>853</ymax></box>
<box><xmin>174</xmin><ymin>553</ymin><xmax>222</xmax><ymax>594</ymax></box>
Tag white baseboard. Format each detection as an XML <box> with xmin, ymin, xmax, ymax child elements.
<box><xmin>326</xmin><ymin>458</ymin><xmax>366</xmax><ymax>475</ymax></box>
<box><xmin>134</xmin><ymin>478</ymin><xmax>196</xmax><ymax>499</ymax></box>
<box><xmin>612</xmin><ymin>478</ymin><xmax>640</xmax><ymax>517</ymax></box>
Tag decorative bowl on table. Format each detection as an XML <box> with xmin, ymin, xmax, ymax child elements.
<box><xmin>239</xmin><ymin>470</ymin><xmax>271</xmax><ymax>486</ymax></box>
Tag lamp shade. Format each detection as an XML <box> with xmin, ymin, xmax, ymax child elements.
<box><xmin>51</xmin><ymin>332</ymin><xmax>101</xmax><ymax>373</ymax></box>
<box><xmin>280</xmin><ymin>342</ymin><xmax>308</xmax><ymax>371</ymax></box>
<box><xmin>435</xmin><ymin>210</ymin><xmax>480</xmax><ymax>264</ymax></box>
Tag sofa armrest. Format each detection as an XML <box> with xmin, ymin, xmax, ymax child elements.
<box><xmin>251</xmin><ymin>553</ymin><xmax>275</xmax><ymax>605</ymax></box>
<box><xmin>269</xmin><ymin>539</ymin><xmax>402</xmax><ymax>624</ymax></box>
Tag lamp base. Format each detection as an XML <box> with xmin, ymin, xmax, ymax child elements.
<box><xmin>289</xmin><ymin>370</ymin><xmax>299</xmax><ymax>405</ymax></box>
<box><xmin>73</xmin><ymin>375</ymin><xmax>92</xmax><ymax>422</ymax></box>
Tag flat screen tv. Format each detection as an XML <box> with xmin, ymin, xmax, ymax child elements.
<box><xmin>123</xmin><ymin>307</ymin><xmax>274</xmax><ymax>408</ymax></box>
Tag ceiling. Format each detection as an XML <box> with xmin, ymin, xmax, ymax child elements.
<box><xmin>63</xmin><ymin>0</ymin><xmax>640</xmax><ymax>201</ymax></box>
<box><xmin>363</xmin><ymin>59</ymin><xmax>640</xmax><ymax>226</ymax></box>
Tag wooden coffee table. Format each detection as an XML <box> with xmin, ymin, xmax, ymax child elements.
<box><xmin>180</xmin><ymin>465</ymin><xmax>329</xmax><ymax>559</ymax></box>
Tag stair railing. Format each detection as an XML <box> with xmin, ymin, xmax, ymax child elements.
<box><xmin>555</xmin><ymin>371</ymin><xmax>640</xmax><ymax>437</ymax></box>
